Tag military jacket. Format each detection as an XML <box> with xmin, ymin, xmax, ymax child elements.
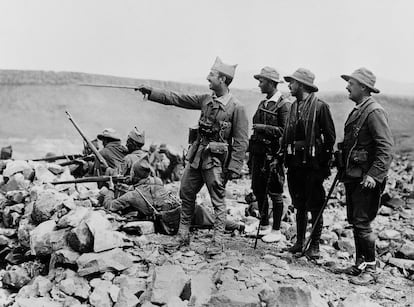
<box><xmin>149</xmin><ymin>89</ymin><xmax>249</xmax><ymax>174</ymax></box>
<box><xmin>342</xmin><ymin>96</ymin><xmax>393</xmax><ymax>182</ymax></box>
<box><xmin>250</xmin><ymin>93</ymin><xmax>290</xmax><ymax>155</ymax></box>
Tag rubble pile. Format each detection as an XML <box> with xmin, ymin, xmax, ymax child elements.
<box><xmin>0</xmin><ymin>156</ymin><xmax>412</xmax><ymax>306</ymax></box>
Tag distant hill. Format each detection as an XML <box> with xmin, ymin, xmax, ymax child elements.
<box><xmin>0</xmin><ymin>70</ymin><xmax>412</xmax><ymax>159</ymax></box>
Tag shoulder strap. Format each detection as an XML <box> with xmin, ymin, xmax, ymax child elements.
<box><xmin>352</xmin><ymin>100</ymin><xmax>383</xmax><ymax>139</ymax></box>
<box><xmin>135</xmin><ymin>187</ymin><xmax>160</xmax><ymax>215</ymax></box>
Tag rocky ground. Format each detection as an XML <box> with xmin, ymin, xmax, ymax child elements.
<box><xmin>0</xmin><ymin>156</ymin><xmax>412</xmax><ymax>307</ymax></box>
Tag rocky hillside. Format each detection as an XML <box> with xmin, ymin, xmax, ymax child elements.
<box><xmin>0</xmin><ymin>70</ymin><xmax>413</xmax><ymax>159</ymax></box>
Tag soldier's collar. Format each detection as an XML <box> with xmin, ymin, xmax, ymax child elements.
<box><xmin>212</xmin><ymin>91</ymin><xmax>232</xmax><ymax>106</ymax></box>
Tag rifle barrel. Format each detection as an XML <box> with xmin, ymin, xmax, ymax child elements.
<box><xmin>79</xmin><ymin>83</ymin><xmax>138</xmax><ymax>90</ymax></box>
<box><xmin>65</xmin><ymin>111</ymin><xmax>109</xmax><ymax>169</ymax></box>
<box><xmin>51</xmin><ymin>176</ymin><xmax>128</xmax><ymax>185</ymax></box>
<box><xmin>32</xmin><ymin>154</ymin><xmax>84</xmax><ymax>162</ymax></box>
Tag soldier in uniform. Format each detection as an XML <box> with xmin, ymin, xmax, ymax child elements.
<box><xmin>338</xmin><ymin>68</ymin><xmax>393</xmax><ymax>285</ymax></box>
<box><xmin>136</xmin><ymin>57</ymin><xmax>249</xmax><ymax>254</ymax></box>
<box><xmin>119</xmin><ymin>127</ymin><xmax>147</xmax><ymax>176</ymax></box>
<box><xmin>282</xmin><ymin>68</ymin><xmax>336</xmax><ymax>258</ymax></box>
<box><xmin>94</xmin><ymin>128</ymin><xmax>128</xmax><ymax>175</ymax></box>
<box><xmin>249</xmin><ymin>67</ymin><xmax>290</xmax><ymax>243</ymax></box>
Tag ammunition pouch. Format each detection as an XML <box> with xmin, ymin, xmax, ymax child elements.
<box><xmin>345</xmin><ymin>148</ymin><xmax>369</xmax><ymax>179</ymax></box>
<box><xmin>207</xmin><ymin>141</ymin><xmax>228</xmax><ymax>164</ymax></box>
<box><xmin>249</xmin><ymin>134</ymin><xmax>273</xmax><ymax>155</ymax></box>
<box><xmin>188</xmin><ymin>126</ymin><xmax>199</xmax><ymax>144</ymax></box>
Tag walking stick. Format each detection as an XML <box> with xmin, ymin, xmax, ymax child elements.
<box><xmin>301</xmin><ymin>172</ymin><xmax>340</xmax><ymax>256</ymax></box>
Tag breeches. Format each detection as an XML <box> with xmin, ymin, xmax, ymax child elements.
<box><xmin>287</xmin><ymin>168</ymin><xmax>325</xmax><ymax>212</ymax></box>
<box><xmin>179</xmin><ymin>164</ymin><xmax>226</xmax><ymax>240</ymax></box>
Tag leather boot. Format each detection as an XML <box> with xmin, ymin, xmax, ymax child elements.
<box><xmin>288</xmin><ymin>210</ymin><xmax>307</xmax><ymax>253</ymax></box>
<box><xmin>305</xmin><ymin>212</ymin><xmax>322</xmax><ymax>259</ymax></box>
<box><xmin>164</xmin><ymin>228</ymin><xmax>190</xmax><ymax>252</ymax></box>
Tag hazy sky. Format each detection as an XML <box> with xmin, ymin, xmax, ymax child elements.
<box><xmin>0</xmin><ymin>0</ymin><xmax>413</xmax><ymax>87</ymax></box>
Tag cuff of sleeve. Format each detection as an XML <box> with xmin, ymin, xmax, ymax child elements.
<box><xmin>149</xmin><ymin>89</ymin><xmax>164</xmax><ymax>102</ymax></box>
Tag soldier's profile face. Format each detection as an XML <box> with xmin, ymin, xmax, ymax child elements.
<box><xmin>207</xmin><ymin>69</ymin><xmax>221</xmax><ymax>91</ymax></box>
<box><xmin>288</xmin><ymin>79</ymin><xmax>300</xmax><ymax>97</ymax></box>
<box><xmin>258</xmin><ymin>78</ymin><xmax>272</xmax><ymax>94</ymax></box>
<box><xmin>346</xmin><ymin>78</ymin><xmax>363</xmax><ymax>102</ymax></box>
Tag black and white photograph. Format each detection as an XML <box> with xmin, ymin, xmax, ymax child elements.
<box><xmin>0</xmin><ymin>0</ymin><xmax>413</xmax><ymax>306</ymax></box>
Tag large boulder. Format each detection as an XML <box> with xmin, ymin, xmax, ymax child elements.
<box><xmin>189</xmin><ymin>271</ymin><xmax>215</xmax><ymax>307</ymax></box>
<box><xmin>12</xmin><ymin>297</ymin><xmax>63</xmax><ymax>307</ymax></box>
<box><xmin>151</xmin><ymin>265</ymin><xmax>189</xmax><ymax>305</ymax></box>
<box><xmin>76</xmin><ymin>248</ymin><xmax>133</xmax><ymax>276</ymax></box>
<box><xmin>258</xmin><ymin>285</ymin><xmax>328</xmax><ymax>307</ymax></box>
<box><xmin>2</xmin><ymin>266</ymin><xmax>31</xmax><ymax>289</ymax></box>
<box><xmin>67</xmin><ymin>220</ymin><xmax>93</xmax><ymax>253</ymax></box>
<box><xmin>338</xmin><ymin>294</ymin><xmax>381</xmax><ymax>307</ymax></box>
<box><xmin>31</xmin><ymin>190</ymin><xmax>74</xmax><ymax>224</ymax></box>
<box><xmin>57</xmin><ymin>207</ymin><xmax>90</xmax><ymax>229</ymax></box>
<box><xmin>208</xmin><ymin>290</ymin><xmax>260</xmax><ymax>307</ymax></box>
<box><xmin>3</xmin><ymin>161</ymin><xmax>33</xmax><ymax>179</ymax></box>
<box><xmin>30</xmin><ymin>220</ymin><xmax>70</xmax><ymax>256</ymax></box>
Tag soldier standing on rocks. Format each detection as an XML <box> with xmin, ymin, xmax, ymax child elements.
<box><xmin>249</xmin><ymin>67</ymin><xmax>290</xmax><ymax>243</ymax></box>
<box><xmin>136</xmin><ymin>57</ymin><xmax>249</xmax><ymax>254</ymax></box>
<box><xmin>282</xmin><ymin>68</ymin><xmax>336</xmax><ymax>258</ymax></box>
<box><xmin>338</xmin><ymin>68</ymin><xmax>393</xmax><ymax>285</ymax></box>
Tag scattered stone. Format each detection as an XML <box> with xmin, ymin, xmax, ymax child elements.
<box><xmin>34</xmin><ymin>164</ymin><xmax>56</xmax><ymax>183</ymax></box>
<box><xmin>378</xmin><ymin>229</ymin><xmax>401</xmax><ymax>241</ymax></box>
<box><xmin>30</xmin><ymin>220</ymin><xmax>70</xmax><ymax>256</ymax></box>
<box><xmin>58</xmin><ymin>275</ymin><xmax>90</xmax><ymax>300</ymax></box>
<box><xmin>259</xmin><ymin>285</ymin><xmax>328</xmax><ymax>307</ymax></box>
<box><xmin>57</xmin><ymin>207</ymin><xmax>90</xmax><ymax>229</ymax></box>
<box><xmin>388</xmin><ymin>257</ymin><xmax>414</xmax><ymax>271</ymax></box>
<box><xmin>383</xmin><ymin>197</ymin><xmax>405</xmax><ymax>210</ymax></box>
<box><xmin>12</xmin><ymin>297</ymin><xmax>63</xmax><ymax>307</ymax></box>
<box><xmin>189</xmin><ymin>271</ymin><xmax>215</xmax><ymax>307</ymax></box>
<box><xmin>333</xmin><ymin>238</ymin><xmax>355</xmax><ymax>254</ymax></box>
<box><xmin>208</xmin><ymin>289</ymin><xmax>260</xmax><ymax>307</ymax></box>
<box><xmin>151</xmin><ymin>265</ymin><xmax>189</xmax><ymax>305</ymax></box>
<box><xmin>76</xmin><ymin>248</ymin><xmax>133</xmax><ymax>276</ymax></box>
<box><xmin>122</xmin><ymin>221</ymin><xmax>155</xmax><ymax>235</ymax></box>
<box><xmin>166</xmin><ymin>296</ymin><xmax>186</xmax><ymax>307</ymax></box>
<box><xmin>3</xmin><ymin>161</ymin><xmax>33</xmax><ymax>179</ymax></box>
<box><xmin>379</xmin><ymin>206</ymin><xmax>393</xmax><ymax>216</ymax></box>
<box><xmin>114</xmin><ymin>288</ymin><xmax>139</xmax><ymax>307</ymax></box>
<box><xmin>67</xmin><ymin>220</ymin><xmax>93</xmax><ymax>253</ymax></box>
<box><xmin>2</xmin><ymin>266</ymin><xmax>31</xmax><ymax>289</ymax></box>
<box><xmin>31</xmin><ymin>190</ymin><xmax>73</xmax><ymax>224</ymax></box>
<box><xmin>338</xmin><ymin>293</ymin><xmax>382</xmax><ymax>307</ymax></box>
<box><xmin>396</xmin><ymin>241</ymin><xmax>414</xmax><ymax>260</ymax></box>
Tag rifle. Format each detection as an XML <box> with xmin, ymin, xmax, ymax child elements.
<box><xmin>32</xmin><ymin>154</ymin><xmax>85</xmax><ymax>162</ymax></box>
<box><xmin>79</xmin><ymin>83</ymin><xmax>139</xmax><ymax>90</ymax></box>
<box><xmin>58</xmin><ymin>155</ymin><xmax>94</xmax><ymax>167</ymax></box>
<box><xmin>51</xmin><ymin>175</ymin><xmax>128</xmax><ymax>185</ymax></box>
<box><xmin>65</xmin><ymin>111</ymin><xmax>109</xmax><ymax>169</ymax></box>
<box><xmin>301</xmin><ymin>172</ymin><xmax>340</xmax><ymax>257</ymax></box>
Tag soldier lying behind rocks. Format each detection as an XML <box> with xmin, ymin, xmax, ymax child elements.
<box><xmin>99</xmin><ymin>158</ymin><xmax>244</xmax><ymax>235</ymax></box>
<box><xmin>99</xmin><ymin>158</ymin><xmax>171</xmax><ymax>220</ymax></box>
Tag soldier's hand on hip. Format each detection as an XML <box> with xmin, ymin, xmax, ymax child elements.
<box><xmin>135</xmin><ymin>85</ymin><xmax>152</xmax><ymax>96</ymax></box>
<box><xmin>361</xmin><ymin>175</ymin><xmax>376</xmax><ymax>189</ymax></box>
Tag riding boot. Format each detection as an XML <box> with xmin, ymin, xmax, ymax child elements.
<box><xmin>289</xmin><ymin>209</ymin><xmax>307</xmax><ymax>253</ymax></box>
<box><xmin>305</xmin><ymin>211</ymin><xmax>322</xmax><ymax>258</ymax></box>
